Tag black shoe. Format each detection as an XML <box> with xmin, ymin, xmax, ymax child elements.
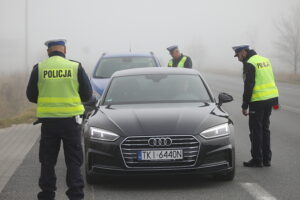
<box><xmin>263</xmin><ymin>160</ymin><xmax>271</xmax><ymax>167</ymax></box>
<box><xmin>243</xmin><ymin>159</ymin><xmax>263</xmax><ymax>168</ymax></box>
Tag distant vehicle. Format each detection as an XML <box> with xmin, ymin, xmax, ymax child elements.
<box><xmin>83</xmin><ymin>67</ymin><xmax>235</xmax><ymax>184</ymax></box>
<box><xmin>91</xmin><ymin>52</ymin><xmax>161</xmax><ymax>98</ymax></box>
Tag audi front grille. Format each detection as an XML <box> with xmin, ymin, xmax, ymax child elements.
<box><xmin>120</xmin><ymin>135</ymin><xmax>200</xmax><ymax>168</ymax></box>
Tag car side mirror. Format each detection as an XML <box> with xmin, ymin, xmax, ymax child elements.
<box><xmin>218</xmin><ymin>92</ymin><xmax>233</xmax><ymax>106</ymax></box>
<box><xmin>82</xmin><ymin>93</ymin><xmax>100</xmax><ymax>119</ymax></box>
<box><xmin>83</xmin><ymin>94</ymin><xmax>99</xmax><ymax>112</ymax></box>
<box><xmin>90</xmin><ymin>95</ymin><xmax>98</xmax><ymax>106</ymax></box>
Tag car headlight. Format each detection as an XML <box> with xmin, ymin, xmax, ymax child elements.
<box><xmin>200</xmin><ymin>123</ymin><xmax>230</xmax><ymax>139</ymax></box>
<box><xmin>90</xmin><ymin>127</ymin><xmax>119</xmax><ymax>141</ymax></box>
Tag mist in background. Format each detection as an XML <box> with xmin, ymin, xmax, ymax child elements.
<box><xmin>0</xmin><ymin>0</ymin><xmax>299</xmax><ymax>119</ymax></box>
<box><xmin>1</xmin><ymin>0</ymin><xmax>299</xmax><ymax>74</ymax></box>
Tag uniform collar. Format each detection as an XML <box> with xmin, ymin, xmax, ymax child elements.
<box><xmin>243</xmin><ymin>50</ymin><xmax>257</xmax><ymax>62</ymax></box>
<box><xmin>174</xmin><ymin>54</ymin><xmax>184</xmax><ymax>61</ymax></box>
<box><xmin>49</xmin><ymin>51</ymin><xmax>66</xmax><ymax>58</ymax></box>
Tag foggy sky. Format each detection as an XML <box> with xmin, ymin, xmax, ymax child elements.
<box><xmin>1</xmin><ymin>0</ymin><xmax>299</xmax><ymax>74</ymax></box>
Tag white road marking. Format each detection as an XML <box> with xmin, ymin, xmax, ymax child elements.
<box><xmin>280</xmin><ymin>105</ymin><xmax>300</xmax><ymax>114</ymax></box>
<box><xmin>91</xmin><ymin>185</ymin><xmax>95</xmax><ymax>200</ymax></box>
<box><xmin>240</xmin><ymin>182</ymin><xmax>277</xmax><ymax>200</ymax></box>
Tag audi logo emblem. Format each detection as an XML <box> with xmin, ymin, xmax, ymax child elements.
<box><xmin>148</xmin><ymin>137</ymin><xmax>172</xmax><ymax>147</ymax></box>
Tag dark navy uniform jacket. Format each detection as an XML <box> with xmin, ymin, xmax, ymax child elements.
<box><xmin>169</xmin><ymin>54</ymin><xmax>193</xmax><ymax>68</ymax></box>
<box><xmin>242</xmin><ymin>50</ymin><xmax>278</xmax><ymax>109</ymax></box>
<box><xmin>26</xmin><ymin>51</ymin><xmax>92</xmax><ymax>104</ymax></box>
<box><xmin>26</xmin><ymin>51</ymin><xmax>92</xmax><ymax>122</ymax></box>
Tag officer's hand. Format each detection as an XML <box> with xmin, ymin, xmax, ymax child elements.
<box><xmin>242</xmin><ymin>109</ymin><xmax>248</xmax><ymax>116</ymax></box>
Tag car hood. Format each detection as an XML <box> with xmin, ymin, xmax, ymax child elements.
<box><xmin>89</xmin><ymin>103</ymin><xmax>229</xmax><ymax>137</ymax></box>
<box><xmin>91</xmin><ymin>78</ymin><xmax>110</xmax><ymax>95</ymax></box>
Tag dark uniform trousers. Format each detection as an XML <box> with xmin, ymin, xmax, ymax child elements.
<box><xmin>248</xmin><ymin>100</ymin><xmax>273</xmax><ymax>162</ymax></box>
<box><xmin>37</xmin><ymin>118</ymin><xmax>84</xmax><ymax>200</ymax></box>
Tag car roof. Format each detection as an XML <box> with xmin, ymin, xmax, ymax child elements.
<box><xmin>112</xmin><ymin>67</ymin><xmax>201</xmax><ymax>77</ymax></box>
<box><xmin>102</xmin><ymin>53</ymin><xmax>154</xmax><ymax>58</ymax></box>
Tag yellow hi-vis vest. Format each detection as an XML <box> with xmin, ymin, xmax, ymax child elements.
<box><xmin>37</xmin><ymin>56</ymin><xmax>84</xmax><ymax>118</ymax></box>
<box><xmin>247</xmin><ymin>55</ymin><xmax>279</xmax><ymax>102</ymax></box>
<box><xmin>168</xmin><ymin>56</ymin><xmax>187</xmax><ymax>68</ymax></box>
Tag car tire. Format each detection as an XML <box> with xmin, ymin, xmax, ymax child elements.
<box><xmin>213</xmin><ymin>167</ymin><xmax>235</xmax><ymax>181</ymax></box>
<box><xmin>85</xmin><ymin>158</ymin><xmax>97</xmax><ymax>185</ymax></box>
<box><xmin>85</xmin><ymin>169</ymin><xmax>97</xmax><ymax>185</ymax></box>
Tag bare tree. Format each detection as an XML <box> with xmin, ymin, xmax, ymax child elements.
<box><xmin>247</xmin><ymin>30</ymin><xmax>258</xmax><ymax>50</ymax></box>
<box><xmin>274</xmin><ymin>6</ymin><xmax>300</xmax><ymax>74</ymax></box>
<box><xmin>185</xmin><ymin>38</ymin><xmax>206</xmax><ymax>70</ymax></box>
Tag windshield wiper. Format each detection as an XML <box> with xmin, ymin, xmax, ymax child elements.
<box><xmin>95</xmin><ymin>76</ymin><xmax>110</xmax><ymax>79</ymax></box>
<box><xmin>198</xmin><ymin>102</ymin><xmax>210</xmax><ymax>107</ymax></box>
<box><xmin>105</xmin><ymin>104</ymin><xmax>116</xmax><ymax>109</ymax></box>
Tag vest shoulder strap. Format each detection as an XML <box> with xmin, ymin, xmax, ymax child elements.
<box><xmin>168</xmin><ymin>59</ymin><xmax>173</xmax><ymax>67</ymax></box>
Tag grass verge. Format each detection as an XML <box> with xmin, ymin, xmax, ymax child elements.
<box><xmin>0</xmin><ymin>107</ymin><xmax>36</xmax><ymax>129</ymax></box>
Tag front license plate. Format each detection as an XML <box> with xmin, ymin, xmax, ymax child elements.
<box><xmin>137</xmin><ymin>149</ymin><xmax>183</xmax><ymax>161</ymax></box>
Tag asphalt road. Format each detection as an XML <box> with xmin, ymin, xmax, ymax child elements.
<box><xmin>0</xmin><ymin>72</ymin><xmax>299</xmax><ymax>200</ymax></box>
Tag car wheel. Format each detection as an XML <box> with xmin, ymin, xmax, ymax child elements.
<box><xmin>85</xmin><ymin>167</ymin><xmax>97</xmax><ymax>185</ymax></box>
<box><xmin>85</xmin><ymin>157</ymin><xmax>97</xmax><ymax>185</ymax></box>
<box><xmin>213</xmin><ymin>167</ymin><xmax>235</xmax><ymax>181</ymax></box>
<box><xmin>86</xmin><ymin>173</ymin><xmax>97</xmax><ymax>185</ymax></box>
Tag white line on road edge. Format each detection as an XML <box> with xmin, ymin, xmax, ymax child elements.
<box><xmin>240</xmin><ymin>182</ymin><xmax>277</xmax><ymax>200</ymax></box>
<box><xmin>91</xmin><ymin>186</ymin><xmax>95</xmax><ymax>200</ymax></box>
<box><xmin>280</xmin><ymin>105</ymin><xmax>300</xmax><ymax>114</ymax></box>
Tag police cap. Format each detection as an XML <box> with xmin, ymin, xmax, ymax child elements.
<box><xmin>167</xmin><ymin>45</ymin><xmax>178</xmax><ymax>53</ymax></box>
<box><xmin>232</xmin><ymin>45</ymin><xmax>250</xmax><ymax>57</ymax></box>
<box><xmin>44</xmin><ymin>39</ymin><xmax>67</xmax><ymax>48</ymax></box>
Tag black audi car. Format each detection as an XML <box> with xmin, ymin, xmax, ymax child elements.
<box><xmin>82</xmin><ymin>68</ymin><xmax>235</xmax><ymax>184</ymax></box>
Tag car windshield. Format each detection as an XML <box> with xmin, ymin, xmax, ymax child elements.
<box><xmin>103</xmin><ymin>74</ymin><xmax>212</xmax><ymax>105</ymax></box>
<box><xmin>94</xmin><ymin>57</ymin><xmax>157</xmax><ymax>78</ymax></box>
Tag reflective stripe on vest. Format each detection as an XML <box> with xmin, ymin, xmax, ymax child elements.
<box><xmin>37</xmin><ymin>56</ymin><xmax>84</xmax><ymax>118</ymax></box>
<box><xmin>168</xmin><ymin>56</ymin><xmax>187</xmax><ymax>68</ymax></box>
<box><xmin>247</xmin><ymin>55</ymin><xmax>279</xmax><ymax>102</ymax></box>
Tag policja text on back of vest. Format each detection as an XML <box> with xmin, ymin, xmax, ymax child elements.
<box><xmin>43</xmin><ymin>69</ymin><xmax>73</xmax><ymax>79</ymax></box>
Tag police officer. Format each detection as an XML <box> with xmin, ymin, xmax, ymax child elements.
<box><xmin>167</xmin><ymin>45</ymin><xmax>192</xmax><ymax>68</ymax></box>
<box><xmin>233</xmin><ymin>45</ymin><xmax>279</xmax><ymax>168</ymax></box>
<box><xmin>26</xmin><ymin>39</ymin><xmax>92</xmax><ymax>200</ymax></box>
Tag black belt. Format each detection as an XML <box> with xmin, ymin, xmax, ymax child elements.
<box><xmin>33</xmin><ymin>117</ymin><xmax>76</xmax><ymax>125</ymax></box>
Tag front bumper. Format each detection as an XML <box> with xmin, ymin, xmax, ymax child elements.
<box><xmin>91</xmin><ymin>161</ymin><xmax>232</xmax><ymax>176</ymax></box>
<box><xmin>84</xmin><ymin>134</ymin><xmax>234</xmax><ymax>176</ymax></box>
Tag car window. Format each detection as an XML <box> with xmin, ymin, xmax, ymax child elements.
<box><xmin>94</xmin><ymin>57</ymin><xmax>157</xmax><ymax>78</ymax></box>
<box><xmin>103</xmin><ymin>74</ymin><xmax>212</xmax><ymax>104</ymax></box>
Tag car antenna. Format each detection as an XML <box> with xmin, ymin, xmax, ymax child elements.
<box><xmin>129</xmin><ymin>41</ymin><xmax>132</xmax><ymax>52</ymax></box>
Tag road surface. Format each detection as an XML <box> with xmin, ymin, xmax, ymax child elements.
<box><xmin>0</xmin><ymin>72</ymin><xmax>299</xmax><ymax>200</ymax></box>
